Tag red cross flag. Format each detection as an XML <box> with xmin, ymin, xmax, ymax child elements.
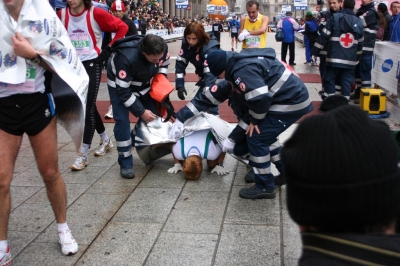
<box><xmin>339</xmin><ymin>33</ymin><xmax>354</xmax><ymax>48</ymax></box>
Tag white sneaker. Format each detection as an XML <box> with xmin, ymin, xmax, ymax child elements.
<box><xmin>94</xmin><ymin>139</ymin><xmax>114</xmax><ymax>156</ymax></box>
<box><xmin>58</xmin><ymin>229</ymin><xmax>78</xmax><ymax>256</ymax></box>
<box><xmin>71</xmin><ymin>154</ymin><xmax>88</xmax><ymax>171</ymax></box>
<box><xmin>104</xmin><ymin>105</ymin><xmax>113</xmax><ymax>119</ymax></box>
<box><xmin>0</xmin><ymin>246</ymin><xmax>11</xmax><ymax>266</ymax></box>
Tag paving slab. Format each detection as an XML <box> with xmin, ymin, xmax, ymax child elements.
<box><xmin>112</xmin><ymin>188</ymin><xmax>181</xmax><ymax>224</ymax></box>
<box><xmin>144</xmin><ymin>232</ymin><xmax>218</xmax><ymax>266</ymax></box>
<box><xmin>214</xmin><ymin>224</ymin><xmax>280</xmax><ymax>266</ymax></box>
<box><xmin>77</xmin><ymin>222</ymin><xmax>162</xmax><ymax>266</ymax></box>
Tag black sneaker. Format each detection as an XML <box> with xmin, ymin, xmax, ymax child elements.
<box><xmin>239</xmin><ymin>185</ymin><xmax>276</xmax><ymax>199</ymax></box>
<box><xmin>350</xmin><ymin>94</ymin><xmax>360</xmax><ymax>100</ymax></box>
<box><xmin>120</xmin><ymin>167</ymin><xmax>135</xmax><ymax>179</ymax></box>
<box><xmin>244</xmin><ymin>169</ymin><xmax>285</xmax><ymax>186</ymax></box>
<box><xmin>289</xmin><ymin>62</ymin><xmax>296</xmax><ymax>66</ymax></box>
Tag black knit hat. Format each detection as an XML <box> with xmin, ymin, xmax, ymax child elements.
<box><xmin>281</xmin><ymin>105</ymin><xmax>400</xmax><ymax>229</ymax></box>
<box><xmin>207</xmin><ymin>50</ymin><xmax>227</xmax><ymax>76</ymax></box>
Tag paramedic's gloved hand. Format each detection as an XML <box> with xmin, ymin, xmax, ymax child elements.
<box><xmin>222</xmin><ymin>138</ymin><xmax>235</xmax><ymax>152</ymax></box>
<box><xmin>211</xmin><ymin>165</ymin><xmax>229</xmax><ymax>175</ymax></box>
<box><xmin>167</xmin><ymin>163</ymin><xmax>183</xmax><ymax>173</ymax></box>
<box><xmin>169</xmin><ymin>119</ymin><xmax>184</xmax><ymax>139</ymax></box>
<box><xmin>238</xmin><ymin>29</ymin><xmax>250</xmax><ymax>42</ymax></box>
<box><xmin>177</xmin><ymin>87</ymin><xmax>187</xmax><ymax>100</ymax></box>
<box><xmin>96</xmin><ymin>45</ymin><xmax>112</xmax><ymax>64</ymax></box>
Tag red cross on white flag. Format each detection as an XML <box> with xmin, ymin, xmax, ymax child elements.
<box><xmin>339</xmin><ymin>33</ymin><xmax>354</xmax><ymax>48</ymax></box>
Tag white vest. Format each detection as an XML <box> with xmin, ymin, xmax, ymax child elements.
<box><xmin>60</xmin><ymin>7</ymin><xmax>102</xmax><ymax>62</ymax></box>
<box><xmin>172</xmin><ymin>129</ymin><xmax>222</xmax><ymax>161</ymax></box>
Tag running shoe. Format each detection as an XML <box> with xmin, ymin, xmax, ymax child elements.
<box><xmin>58</xmin><ymin>229</ymin><xmax>78</xmax><ymax>256</ymax></box>
<box><xmin>0</xmin><ymin>246</ymin><xmax>11</xmax><ymax>266</ymax></box>
<box><xmin>71</xmin><ymin>154</ymin><xmax>88</xmax><ymax>171</ymax></box>
<box><xmin>94</xmin><ymin>139</ymin><xmax>114</xmax><ymax>156</ymax></box>
<box><xmin>104</xmin><ymin>105</ymin><xmax>113</xmax><ymax>119</ymax></box>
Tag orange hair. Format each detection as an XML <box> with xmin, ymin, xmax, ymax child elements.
<box><xmin>182</xmin><ymin>155</ymin><xmax>203</xmax><ymax>180</ymax></box>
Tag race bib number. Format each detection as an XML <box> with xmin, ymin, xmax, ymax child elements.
<box><xmin>231</xmin><ymin>26</ymin><xmax>237</xmax><ymax>33</ymax></box>
<box><xmin>70</xmin><ymin>33</ymin><xmax>90</xmax><ymax>55</ymax></box>
<box><xmin>214</xmin><ymin>26</ymin><xmax>219</xmax><ymax>31</ymax></box>
<box><xmin>2</xmin><ymin>67</ymin><xmax>36</xmax><ymax>92</ymax></box>
<box><xmin>245</xmin><ymin>35</ymin><xmax>261</xmax><ymax>48</ymax></box>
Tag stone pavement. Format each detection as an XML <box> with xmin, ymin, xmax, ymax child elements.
<box><xmin>8</xmin><ymin>32</ymin><xmax>400</xmax><ymax>266</ymax></box>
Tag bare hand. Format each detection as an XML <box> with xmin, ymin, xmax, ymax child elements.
<box><xmin>12</xmin><ymin>32</ymin><xmax>37</xmax><ymax>59</ymax></box>
<box><xmin>245</xmin><ymin>123</ymin><xmax>260</xmax><ymax>137</ymax></box>
<box><xmin>140</xmin><ymin>109</ymin><xmax>157</xmax><ymax>123</ymax></box>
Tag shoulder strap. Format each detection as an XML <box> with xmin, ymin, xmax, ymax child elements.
<box><xmin>203</xmin><ymin>131</ymin><xmax>214</xmax><ymax>160</ymax></box>
<box><xmin>180</xmin><ymin>138</ymin><xmax>186</xmax><ymax>159</ymax></box>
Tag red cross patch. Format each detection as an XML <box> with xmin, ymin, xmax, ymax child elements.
<box><xmin>239</xmin><ymin>82</ymin><xmax>246</xmax><ymax>92</ymax></box>
<box><xmin>211</xmin><ymin>85</ymin><xmax>218</xmax><ymax>92</ymax></box>
<box><xmin>339</xmin><ymin>33</ymin><xmax>354</xmax><ymax>48</ymax></box>
<box><xmin>119</xmin><ymin>70</ymin><xmax>126</xmax><ymax>79</ymax></box>
<box><xmin>178</xmin><ymin>49</ymin><xmax>183</xmax><ymax>56</ymax></box>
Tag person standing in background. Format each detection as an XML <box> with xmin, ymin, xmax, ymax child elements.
<box><xmin>58</xmin><ymin>0</ymin><xmax>128</xmax><ymax>170</ymax></box>
<box><xmin>278</xmin><ymin>11</ymin><xmax>299</xmax><ymax>65</ymax></box>
<box><xmin>211</xmin><ymin>18</ymin><xmax>223</xmax><ymax>43</ymax></box>
<box><xmin>352</xmin><ymin>0</ymin><xmax>379</xmax><ymax>104</ymax></box>
<box><xmin>389</xmin><ymin>1</ymin><xmax>400</xmax><ymax>42</ymax></box>
<box><xmin>238</xmin><ymin>0</ymin><xmax>269</xmax><ymax>49</ymax></box>
<box><xmin>378</xmin><ymin>3</ymin><xmax>392</xmax><ymax>41</ymax></box>
<box><xmin>303</xmin><ymin>11</ymin><xmax>319</xmax><ymax>66</ymax></box>
<box><xmin>228</xmin><ymin>15</ymin><xmax>240</xmax><ymax>51</ymax></box>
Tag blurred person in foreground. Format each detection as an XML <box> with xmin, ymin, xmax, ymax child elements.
<box><xmin>281</xmin><ymin>105</ymin><xmax>400</xmax><ymax>265</ymax></box>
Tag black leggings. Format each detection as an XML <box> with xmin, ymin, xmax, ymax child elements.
<box><xmin>82</xmin><ymin>59</ymin><xmax>105</xmax><ymax>146</ymax></box>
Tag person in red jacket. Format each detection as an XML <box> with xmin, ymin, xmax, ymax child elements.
<box><xmin>58</xmin><ymin>0</ymin><xmax>128</xmax><ymax>170</ymax></box>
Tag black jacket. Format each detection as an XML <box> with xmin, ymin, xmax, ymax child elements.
<box><xmin>299</xmin><ymin>232</ymin><xmax>400</xmax><ymax>265</ymax></box>
<box><xmin>356</xmin><ymin>2</ymin><xmax>379</xmax><ymax>55</ymax></box>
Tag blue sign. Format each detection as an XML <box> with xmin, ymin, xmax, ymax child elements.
<box><xmin>382</xmin><ymin>59</ymin><xmax>393</xmax><ymax>73</ymax></box>
<box><xmin>294</xmin><ymin>6</ymin><xmax>308</xmax><ymax>10</ymax></box>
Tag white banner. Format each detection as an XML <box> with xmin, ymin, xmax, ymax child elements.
<box><xmin>207</xmin><ymin>4</ymin><xmax>228</xmax><ymax>15</ymax></box>
<box><xmin>294</xmin><ymin>0</ymin><xmax>308</xmax><ymax>10</ymax></box>
<box><xmin>372</xmin><ymin>41</ymin><xmax>400</xmax><ymax>101</ymax></box>
<box><xmin>282</xmin><ymin>5</ymin><xmax>292</xmax><ymax>12</ymax></box>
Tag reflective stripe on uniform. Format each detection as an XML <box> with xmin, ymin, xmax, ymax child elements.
<box><xmin>269</xmin><ymin>98</ymin><xmax>311</xmax><ymax>112</ymax></box>
<box><xmin>118</xmin><ymin>150</ymin><xmax>132</xmax><ymax>157</ymax></box>
<box><xmin>245</xmin><ymin>85</ymin><xmax>268</xmax><ymax>101</ymax></box>
<box><xmin>124</xmin><ymin>94</ymin><xmax>137</xmax><ymax>107</ymax></box>
<box><xmin>250</xmin><ymin>154</ymin><xmax>270</xmax><ymax>163</ymax></box>
<box><xmin>186</xmin><ymin>102</ymin><xmax>199</xmax><ymax>115</ymax></box>
<box><xmin>238</xmin><ymin>120</ymin><xmax>248</xmax><ymax>130</ymax></box>
<box><xmin>249</xmin><ymin>110</ymin><xmax>267</xmax><ymax>120</ymax></box>
<box><xmin>204</xmin><ymin>90</ymin><xmax>222</xmax><ymax>105</ymax></box>
<box><xmin>117</xmin><ymin>139</ymin><xmax>132</xmax><ymax>147</ymax></box>
<box><xmin>269</xmin><ymin>69</ymin><xmax>291</xmax><ymax>95</ymax></box>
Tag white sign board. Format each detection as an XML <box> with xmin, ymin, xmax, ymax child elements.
<box><xmin>282</xmin><ymin>5</ymin><xmax>292</xmax><ymax>12</ymax></box>
<box><xmin>294</xmin><ymin>0</ymin><xmax>308</xmax><ymax>10</ymax></box>
<box><xmin>176</xmin><ymin>0</ymin><xmax>188</xmax><ymax>9</ymax></box>
<box><xmin>372</xmin><ymin>42</ymin><xmax>400</xmax><ymax>101</ymax></box>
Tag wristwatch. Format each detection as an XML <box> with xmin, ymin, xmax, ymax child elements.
<box><xmin>26</xmin><ymin>54</ymin><xmax>41</xmax><ymax>66</ymax></box>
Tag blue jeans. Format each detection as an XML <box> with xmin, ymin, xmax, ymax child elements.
<box><xmin>108</xmin><ymin>88</ymin><xmax>158</xmax><ymax>168</ymax></box>
<box><xmin>305</xmin><ymin>39</ymin><xmax>312</xmax><ymax>63</ymax></box>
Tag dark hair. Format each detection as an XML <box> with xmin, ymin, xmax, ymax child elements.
<box><xmin>343</xmin><ymin>0</ymin><xmax>355</xmax><ymax>10</ymax></box>
<box><xmin>63</xmin><ymin>0</ymin><xmax>92</xmax><ymax>9</ymax></box>
<box><xmin>183</xmin><ymin>22</ymin><xmax>210</xmax><ymax>51</ymax></box>
<box><xmin>140</xmin><ymin>34</ymin><xmax>167</xmax><ymax>55</ymax></box>
<box><xmin>391</xmin><ymin>1</ymin><xmax>400</xmax><ymax>8</ymax></box>
<box><xmin>377</xmin><ymin>2</ymin><xmax>388</xmax><ymax>12</ymax></box>
<box><xmin>246</xmin><ymin>0</ymin><xmax>259</xmax><ymax>9</ymax></box>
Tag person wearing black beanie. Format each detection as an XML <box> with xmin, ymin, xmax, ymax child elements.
<box><xmin>281</xmin><ymin>105</ymin><xmax>400</xmax><ymax>265</ymax></box>
<box><xmin>170</xmin><ymin>47</ymin><xmax>313</xmax><ymax>200</ymax></box>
